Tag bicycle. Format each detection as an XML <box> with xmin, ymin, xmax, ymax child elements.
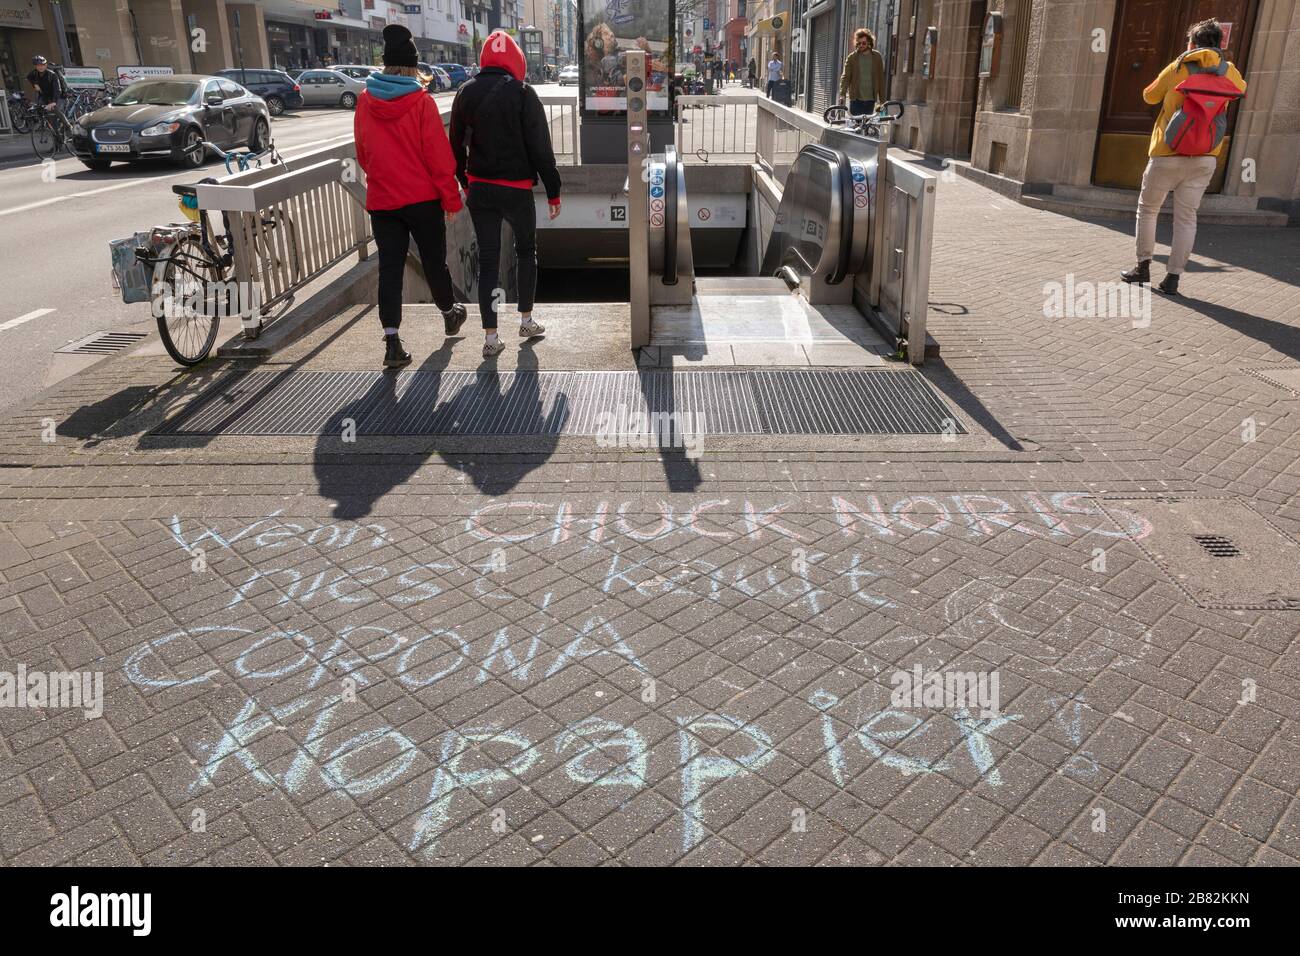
<box><xmin>30</xmin><ymin>103</ymin><xmax>75</xmax><ymax>159</ymax></box>
<box><xmin>6</xmin><ymin>92</ymin><xmax>39</xmax><ymax>134</ymax></box>
<box><xmin>823</xmin><ymin>99</ymin><xmax>905</xmax><ymax>138</ymax></box>
<box><xmin>123</xmin><ymin>140</ymin><xmax>297</xmax><ymax>365</ymax></box>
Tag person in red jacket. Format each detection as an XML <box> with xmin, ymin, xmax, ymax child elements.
<box><xmin>354</xmin><ymin>24</ymin><xmax>467</xmax><ymax>368</ymax></box>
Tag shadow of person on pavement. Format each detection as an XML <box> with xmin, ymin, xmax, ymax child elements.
<box><xmin>434</xmin><ymin>339</ymin><xmax>570</xmax><ymax>495</ymax></box>
<box><xmin>636</xmin><ymin>367</ymin><xmax>702</xmax><ymax>493</ymax></box>
<box><xmin>1170</xmin><ymin>295</ymin><xmax>1300</xmax><ymax>364</ymax></box>
<box><xmin>313</xmin><ymin>335</ymin><xmax>456</xmax><ymax>520</ymax></box>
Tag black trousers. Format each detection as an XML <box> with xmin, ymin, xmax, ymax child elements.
<box><xmin>467</xmin><ymin>182</ymin><xmax>537</xmax><ymax>328</ymax></box>
<box><xmin>369</xmin><ymin>200</ymin><xmax>455</xmax><ymax>330</ymax></box>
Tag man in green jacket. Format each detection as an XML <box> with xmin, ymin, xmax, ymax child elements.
<box><xmin>839</xmin><ymin>28</ymin><xmax>885</xmax><ymax>117</ymax></box>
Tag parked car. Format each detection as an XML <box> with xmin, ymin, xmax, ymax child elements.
<box><xmin>216</xmin><ymin>68</ymin><xmax>302</xmax><ymax>115</ymax></box>
<box><xmin>70</xmin><ymin>74</ymin><xmax>271</xmax><ymax>171</ymax></box>
<box><xmin>434</xmin><ymin>63</ymin><xmax>470</xmax><ymax>88</ymax></box>
<box><xmin>430</xmin><ymin>66</ymin><xmax>452</xmax><ymax>92</ymax></box>
<box><xmin>330</xmin><ymin>64</ymin><xmax>381</xmax><ymax>82</ymax></box>
<box><xmin>417</xmin><ymin>62</ymin><xmax>451</xmax><ymax>92</ymax></box>
<box><xmin>295</xmin><ymin>68</ymin><xmax>365</xmax><ymax>108</ymax></box>
<box><xmin>558</xmin><ymin>64</ymin><xmax>579</xmax><ymax>86</ymax></box>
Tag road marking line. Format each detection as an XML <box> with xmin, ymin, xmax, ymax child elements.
<box><xmin>0</xmin><ymin>308</ymin><xmax>55</xmax><ymax>332</ymax></box>
<box><xmin>0</xmin><ymin>132</ymin><xmax>358</xmax><ymax>218</ymax></box>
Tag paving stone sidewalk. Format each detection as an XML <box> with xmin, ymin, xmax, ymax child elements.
<box><xmin>0</xmin><ymin>171</ymin><xmax>1297</xmax><ymax>866</ymax></box>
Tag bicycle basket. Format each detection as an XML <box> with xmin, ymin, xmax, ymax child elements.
<box><xmin>108</xmin><ymin>230</ymin><xmax>157</xmax><ymax>304</ymax></box>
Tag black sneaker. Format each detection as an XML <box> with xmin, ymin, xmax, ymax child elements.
<box><xmin>1120</xmin><ymin>260</ymin><xmax>1151</xmax><ymax>284</ymax></box>
<box><xmin>1157</xmin><ymin>274</ymin><xmax>1180</xmax><ymax>296</ymax></box>
<box><xmin>443</xmin><ymin>303</ymin><xmax>467</xmax><ymax>336</ymax></box>
<box><xmin>383</xmin><ymin>335</ymin><xmax>411</xmax><ymax>368</ymax></box>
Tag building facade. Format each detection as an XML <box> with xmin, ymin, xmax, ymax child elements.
<box><xmin>0</xmin><ymin>0</ymin><xmax>540</xmax><ymax>101</ymax></box>
<box><xmin>879</xmin><ymin>0</ymin><xmax>1300</xmax><ymax>217</ymax></box>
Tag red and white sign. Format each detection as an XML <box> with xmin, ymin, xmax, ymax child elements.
<box><xmin>697</xmin><ymin>207</ymin><xmax>711</xmax><ymax>221</ymax></box>
<box><xmin>1219</xmin><ymin>22</ymin><xmax>1233</xmax><ymax>48</ymax></box>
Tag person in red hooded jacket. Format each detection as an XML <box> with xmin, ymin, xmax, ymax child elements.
<box><xmin>451</xmin><ymin>30</ymin><xmax>562</xmax><ymax>358</ymax></box>
<box><xmin>354</xmin><ymin>24</ymin><xmax>467</xmax><ymax>368</ymax></box>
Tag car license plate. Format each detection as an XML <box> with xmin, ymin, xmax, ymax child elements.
<box><xmin>97</xmin><ymin>144</ymin><xmax>130</xmax><ymax>153</ymax></box>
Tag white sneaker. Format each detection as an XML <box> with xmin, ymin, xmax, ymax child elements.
<box><xmin>519</xmin><ymin>318</ymin><xmax>545</xmax><ymax>338</ymax></box>
<box><xmin>482</xmin><ymin>337</ymin><xmax>505</xmax><ymax>358</ymax></box>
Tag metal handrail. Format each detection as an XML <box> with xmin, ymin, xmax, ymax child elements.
<box><xmin>190</xmin><ymin>139</ymin><xmax>371</xmax><ymax>334</ymax></box>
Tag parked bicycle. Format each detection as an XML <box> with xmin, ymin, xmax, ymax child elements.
<box><xmin>823</xmin><ymin>99</ymin><xmax>905</xmax><ymax>139</ymax></box>
<box><xmin>30</xmin><ymin>104</ymin><xmax>75</xmax><ymax>159</ymax></box>
<box><xmin>112</xmin><ymin>139</ymin><xmax>297</xmax><ymax>366</ymax></box>
<box><xmin>6</xmin><ymin>91</ymin><xmax>39</xmax><ymax>133</ymax></box>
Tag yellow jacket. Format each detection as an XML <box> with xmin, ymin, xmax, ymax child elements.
<box><xmin>1144</xmin><ymin>47</ymin><xmax>1246</xmax><ymax>158</ymax></box>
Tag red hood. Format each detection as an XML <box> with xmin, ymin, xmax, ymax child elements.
<box><xmin>481</xmin><ymin>30</ymin><xmax>526</xmax><ymax>81</ymax></box>
<box><xmin>360</xmin><ymin>91</ymin><xmax>426</xmax><ymax>122</ymax></box>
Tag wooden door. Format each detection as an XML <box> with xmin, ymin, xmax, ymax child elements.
<box><xmin>1094</xmin><ymin>0</ymin><xmax>1257</xmax><ymax>190</ymax></box>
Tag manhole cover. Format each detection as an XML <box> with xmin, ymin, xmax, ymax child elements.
<box><xmin>55</xmin><ymin>331</ymin><xmax>148</xmax><ymax>355</ymax></box>
<box><xmin>1102</xmin><ymin>496</ymin><xmax>1300</xmax><ymax>610</ymax></box>
<box><xmin>152</xmin><ymin>369</ymin><xmax>967</xmax><ymax>438</ymax></box>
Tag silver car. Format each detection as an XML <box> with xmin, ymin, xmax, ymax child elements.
<box><xmin>296</xmin><ymin>68</ymin><xmax>365</xmax><ymax>109</ymax></box>
<box><xmin>330</xmin><ymin>64</ymin><xmax>381</xmax><ymax>81</ymax></box>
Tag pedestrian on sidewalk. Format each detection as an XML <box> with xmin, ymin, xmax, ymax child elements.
<box><xmin>839</xmin><ymin>28</ymin><xmax>885</xmax><ymax>117</ymax></box>
<box><xmin>1120</xmin><ymin>18</ymin><xmax>1245</xmax><ymax>297</ymax></box>
<box><xmin>450</xmin><ymin>29</ymin><xmax>563</xmax><ymax>359</ymax></box>
<box><xmin>747</xmin><ymin>57</ymin><xmax>757</xmax><ymax>89</ymax></box>
<box><xmin>354</xmin><ymin>25</ymin><xmax>468</xmax><ymax>369</ymax></box>
<box><xmin>766</xmin><ymin>53</ymin><xmax>783</xmax><ymax>99</ymax></box>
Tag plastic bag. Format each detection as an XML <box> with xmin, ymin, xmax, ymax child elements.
<box><xmin>109</xmin><ymin>231</ymin><xmax>156</xmax><ymax>304</ymax></box>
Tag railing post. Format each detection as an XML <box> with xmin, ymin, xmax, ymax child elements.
<box><xmin>905</xmin><ymin>171</ymin><xmax>936</xmax><ymax>366</ymax></box>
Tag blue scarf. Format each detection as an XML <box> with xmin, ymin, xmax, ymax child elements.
<box><xmin>365</xmin><ymin>72</ymin><xmax>422</xmax><ymax>100</ymax></box>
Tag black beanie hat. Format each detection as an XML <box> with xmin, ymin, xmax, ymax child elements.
<box><xmin>382</xmin><ymin>25</ymin><xmax>419</xmax><ymax>67</ymax></box>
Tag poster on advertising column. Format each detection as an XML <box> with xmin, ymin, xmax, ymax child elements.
<box><xmin>581</xmin><ymin>0</ymin><xmax>674</xmax><ymax>113</ymax></box>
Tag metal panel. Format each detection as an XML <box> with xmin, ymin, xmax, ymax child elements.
<box><xmin>154</xmin><ymin>369</ymin><xmax>966</xmax><ymax>438</ymax></box>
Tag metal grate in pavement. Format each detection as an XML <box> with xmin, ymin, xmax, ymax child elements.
<box><xmin>55</xmin><ymin>331</ymin><xmax>148</xmax><ymax>355</ymax></box>
<box><xmin>152</xmin><ymin>369</ymin><xmax>965</xmax><ymax>437</ymax></box>
<box><xmin>1192</xmin><ymin>534</ymin><xmax>1240</xmax><ymax>558</ymax></box>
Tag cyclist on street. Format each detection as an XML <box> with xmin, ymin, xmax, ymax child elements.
<box><xmin>27</xmin><ymin>55</ymin><xmax>68</xmax><ymax>117</ymax></box>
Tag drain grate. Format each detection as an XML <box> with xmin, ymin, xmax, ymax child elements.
<box><xmin>1192</xmin><ymin>534</ymin><xmax>1241</xmax><ymax>558</ymax></box>
<box><xmin>55</xmin><ymin>331</ymin><xmax>148</xmax><ymax>355</ymax></box>
<box><xmin>1101</xmin><ymin>496</ymin><xmax>1300</xmax><ymax>610</ymax></box>
<box><xmin>153</xmin><ymin>369</ymin><xmax>966</xmax><ymax>437</ymax></box>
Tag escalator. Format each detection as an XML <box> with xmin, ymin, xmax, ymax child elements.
<box><xmin>758</xmin><ymin>142</ymin><xmax>875</xmax><ymax>298</ymax></box>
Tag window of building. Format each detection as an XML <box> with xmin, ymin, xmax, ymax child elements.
<box><xmin>1004</xmin><ymin>0</ymin><xmax>1032</xmax><ymax>109</ymax></box>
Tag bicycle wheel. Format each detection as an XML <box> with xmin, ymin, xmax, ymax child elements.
<box><xmin>154</xmin><ymin>237</ymin><xmax>223</xmax><ymax>366</ymax></box>
<box><xmin>31</xmin><ymin>121</ymin><xmax>57</xmax><ymax>159</ymax></box>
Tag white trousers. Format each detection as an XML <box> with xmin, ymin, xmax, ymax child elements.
<box><xmin>1135</xmin><ymin>155</ymin><xmax>1218</xmax><ymax>274</ymax></box>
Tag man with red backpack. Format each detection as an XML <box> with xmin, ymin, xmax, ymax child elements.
<box><xmin>1120</xmin><ymin>19</ymin><xmax>1245</xmax><ymax>296</ymax></box>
